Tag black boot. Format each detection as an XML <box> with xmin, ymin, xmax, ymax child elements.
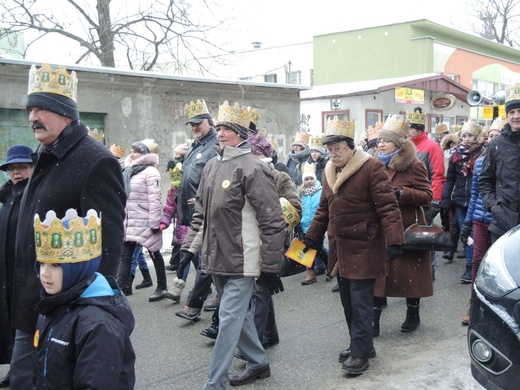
<box><xmin>373</xmin><ymin>307</ymin><xmax>382</xmax><ymax>337</ymax></box>
<box><xmin>442</xmin><ymin>250</ymin><xmax>454</xmax><ymax>262</ymax></box>
<box><xmin>121</xmin><ymin>274</ymin><xmax>134</xmax><ymax>296</ymax></box>
<box><xmin>401</xmin><ymin>303</ymin><xmax>420</xmax><ymax>332</ymax></box>
<box><xmin>135</xmin><ymin>268</ymin><xmax>153</xmax><ymax>289</ymax></box>
<box><xmin>460</xmin><ymin>265</ymin><xmax>472</xmax><ymax>284</ymax></box>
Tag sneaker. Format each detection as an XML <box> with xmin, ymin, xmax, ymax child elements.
<box><xmin>203</xmin><ymin>296</ymin><xmax>219</xmax><ymax>312</ymax></box>
<box><xmin>175</xmin><ymin>306</ymin><xmax>201</xmax><ymax>321</ymax></box>
<box><xmin>460</xmin><ymin>269</ymin><xmax>472</xmax><ymax>284</ymax></box>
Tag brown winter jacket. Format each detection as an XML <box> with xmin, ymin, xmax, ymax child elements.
<box><xmin>305</xmin><ymin>147</ymin><xmax>404</xmax><ymax>280</ymax></box>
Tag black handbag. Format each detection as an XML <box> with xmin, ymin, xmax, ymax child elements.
<box><xmin>402</xmin><ymin>207</ymin><xmax>453</xmax><ymax>252</ymax></box>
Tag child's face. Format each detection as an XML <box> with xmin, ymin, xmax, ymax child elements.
<box><xmin>304</xmin><ymin>176</ymin><xmax>316</xmax><ymax>187</ymax></box>
<box><xmin>39</xmin><ymin>262</ymin><xmax>63</xmax><ymax>295</ymax></box>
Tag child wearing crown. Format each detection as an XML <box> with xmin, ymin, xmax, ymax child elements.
<box><xmin>33</xmin><ymin>209</ymin><xmax>135</xmax><ymax>389</ymax></box>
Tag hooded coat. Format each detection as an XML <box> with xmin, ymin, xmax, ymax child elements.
<box><xmin>373</xmin><ymin>140</ymin><xmax>434</xmax><ymax>298</ymax></box>
<box><xmin>185</xmin><ymin>143</ymin><xmax>286</xmax><ymax>276</ymax></box>
<box><xmin>123</xmin><ymin>153</ymin><xmax>163</xmax><ymax>252</ymax></box>
<box><xmin>305</xmin><ymin>147</ymin><xmax>405</xmax><ymax>280</ymax></box>
<box><xmin>34</xmin><ymin>274</ymin><xmax>135</xmax><ymax>389</ymax></box>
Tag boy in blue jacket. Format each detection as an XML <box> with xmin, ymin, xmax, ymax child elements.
<box><xmin>33</xmin><ymin>209</ymin><xmax>135</xmax><ymax>389</ymax></box>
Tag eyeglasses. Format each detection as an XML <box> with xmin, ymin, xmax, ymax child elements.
<box><xmin>327</xmin><ymin>146</ymin><xmax>348</xmax><ymax>155</ymax></box>
<box><xmin>377</xmin><ymin>139</ymin><xmax>393</xmax><ymax>145</ymax></box>
<box><xmin>7</xmin><ymin>164</ymin><xmax>32</xmax><ymax>172</ymax></box>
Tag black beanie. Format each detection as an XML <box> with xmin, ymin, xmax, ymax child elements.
<box><xmin>217</xmin><ymin>121</ymin><xmax>249</xmax><ymax>139</ymax></box>
<box><xmin>506</xmin><ymin>100</ymin><xmax>520</xmax><ymax>114</ymax></box>
<box><xmin>26</xmin><ymin>92</ymin><xmax>79</xmax><ymax>121</ymax></box>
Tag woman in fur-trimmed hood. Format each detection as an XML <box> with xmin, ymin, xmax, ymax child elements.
<box><xmin>373</xmin><ymin>132</ymin><xmax>433</xmax><ymax>334</ymax></box>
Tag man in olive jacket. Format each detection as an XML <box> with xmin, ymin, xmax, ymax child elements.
<box><xmin>10</xmin><ymin>63</ymin><xmax>126</xmax><ymax>389</ymax></box>
<box><xmin>304</xmin><ymin>126</ymin><xmax>404</xmax><ymax>376</ymax></box>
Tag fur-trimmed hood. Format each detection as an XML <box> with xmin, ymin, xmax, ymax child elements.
<box><xmin>374</xmin><ymin>139</ymin><xmax>417</xmax><ymax>172</ymax></box>
<box><xmin>440</xmin><ymin>133</ymin><xmax>460</xmax><ymax>151</ymax></box>
<box><xmin>324</xmin><ymin>147</ymin><xmax>372</xmax><ymax>194</ymax></box>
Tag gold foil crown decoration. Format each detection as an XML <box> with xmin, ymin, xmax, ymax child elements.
<box><xmin>382</xmin><ymin>115</ymin><xmax>408</xmax><ymax>138</ymax></box>
<box><xmin>506</xmin><ymin>83</ymin><xmax>520</xmax><ymax>103</ymax></box>
<box><xmin>185</xmin><ymin>99</ymin><xmax>210</xmax><ymax>120</ymax></box>
<box><xmin>109</xmin><ymin>144</ymin><xmax>127</xmax><ymax>159</ymax></box>
<box><xmin>249</xmin><ymin>107</ymin><xmax>260</xmax><ymax>126</ymax></box>
<box><xmin>461</xmin><ymin>120</ymin><xmax>480</xmax><ymax>136</ymax></box>
<box><xmin>141</xmin><ymin>138</ymin><xmax>159</xmax><ymax>154</ymax></box>
<box><xmin>436</xmin><ymin>123</ymin><xmax>448</xmax><ymax>134</ymax></box>
<box><xmin>490</xmin><ymin>116</ymin><xmax>506</xmax><ymax>131</ymax></box>
<box><xmin>293</xmin><ymin>131</ymin><xmax>310</xmax><ymax>145</ymax></box>
<box><xmin>406</xmin><ymin>107</ymin><xmax>427</xmax><ymax>126</ymax></box>
<box><xmin>28</xmin><ymin>63</ymin><xmax>78</xmax><ymax>102</ymax></box>
<box><xmin>87</xmin><ymin>128</ymin><xmax>105</xmax><ymax>143</ymax></box>
<box><xmin>34</xmin><ymin>209</ymin><xmax>102</xmax><ymax>264</ymax></box>
<box><xmin>366</xmin><ymin>122</ymin><xmax>382</xmax><ymax>141</ymax></box>
<box><xmin>279</xmin><ymin>197</ymin><xmax>301</xmax><ymax>230</ymax></box>
<box><xmin>325</xmin><ymin>115</ymin><xmax>355</xmax><ymax>139</ymax></box>
<box><xmin>217</xmin><ymin>101</ymin><xmax>251</xmax><ymax>128</ymax></box>
<box><xmin>169</xmin><ymin>162</ymin><xmax>182</xmax><ymax>186</ymax></box>
<box><xmin>450</xmin><ymin>124</ymin><xmax>462</xmax><ymax>134</ymax></box>
<box><xmin>311</xmin><ymin>134</ymin><xmax>325</xmax><ymax>147</ymax></box>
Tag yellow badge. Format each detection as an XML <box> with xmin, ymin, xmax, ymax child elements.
<box><xmin>222</xmin><ymin>180</ymin><xmax>230</xmax><ymax>189</ymax></box>
<box><xmin>34</xmin><ymin>329</ymin><xmax>40</xmax><ymax>347</ymax></box>
<box><xmin>196</xmin><ymin>153</ymin><xmax>202</xmax><ymax>159</ymax></box>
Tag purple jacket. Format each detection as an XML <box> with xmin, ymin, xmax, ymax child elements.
<box><xmin>161</xmin><ymin>185</ymin><xmax>188</xmax><ymax>245</ymax></box>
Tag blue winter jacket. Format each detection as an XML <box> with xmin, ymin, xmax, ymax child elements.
<box><xmin>300</xmin><ymin>181</ymin><xmax>322</xmax><ymax>233</ymax></box>
<box><xmin>463</xmin><ymin>156</ymin><xmax>492</xmax><ymax>225</ymax></box>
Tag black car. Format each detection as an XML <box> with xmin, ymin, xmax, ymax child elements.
<box><xmin>468</xmin><ymin>225</ymin><xmax>520</xmax><ymax>390</ymax></box>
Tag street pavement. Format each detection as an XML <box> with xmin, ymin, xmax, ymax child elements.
<box><xmin>0</xmin><ymin>234</ymin><xmax>486</xmax><ymax>390</ymax></box>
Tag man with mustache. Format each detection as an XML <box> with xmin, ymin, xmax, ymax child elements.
<box><xmin>9</xmin><ymin>63</ymin><xmax>126</xmax><ymax>388</ymax></box>
<box><xmin>479</xmin><ymin>83</ymin><xmax>520</xmax><ymax>244</ymax></box>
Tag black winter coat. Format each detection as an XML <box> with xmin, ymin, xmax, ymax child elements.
<box><xmin>13</xmin><ymin>121</ymin><xmax>126</xmax><ymax>334</ymax></box>
<box><xmin>177</xmin><ymin>130</ymin><xmax>218</xmax><ymax>226</ymax></box>
<box><xmin>479</xmin><ymin>124</ymin><xmax>520</xmax><ymax>237</ymax></box>
<box><xmin>0</xmin><ymin>178</ymin><xmax>28</xmax><ymax>363</ymax></box>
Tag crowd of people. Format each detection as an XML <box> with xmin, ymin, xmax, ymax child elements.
<box><xmin>2</xmin><ymin>61</ymin><xmax>520</xmax><ymax>388</ymax></box>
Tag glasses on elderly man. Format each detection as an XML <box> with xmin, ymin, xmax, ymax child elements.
<box><xmin>7</xmin><ymin>164</ymin><xmax>32</xmax><ymax>172</ymax></box>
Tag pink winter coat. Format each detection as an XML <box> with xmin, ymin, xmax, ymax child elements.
<box><xmin>160</xmin><ymin>185</ymin><xmax>188</xmax><ymax>245</ymax></box>
<box><xmin>123</xmin><ymin>153</ymin><xmax>163</xmax><ymax>252</ymax></box>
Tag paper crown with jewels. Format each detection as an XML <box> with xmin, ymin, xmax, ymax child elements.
<box><xmin>325</xmin><ymin>115</ymin><xmax>355</xmax><ymax>139</ymax></box>
<box><xmin>435</xmin><ymin>123</ymin><xmax>449</xmax><ymax>134</ymax></box>
<box><xmin>366</xmin><ymin>122</ymin><xmax>383</xmax><ymax>141</ymax></box>
<box><xmin>310</xmin><ymin>134</ymin><xmax>324</xmax><ymax>147</ymax></box>
<box><xmin>185</xmin><ymin>99</ymin><xmax>210</xmax><ymax>120</ymax></box>
<box><xmin>293</xmin><ymin>131</ymin><xmax>310</xmax><ymax>145</ymax></box>
<box><xmin>34</xmin><ymin>209</ymin><xmax>102</xmax><ymax>264</ymax></box>
<box><xmin>216</xmin><ymin>101</ymin><xmax>251</xmax><ymax>128</ymax></box>
<box><xmin>141</xmin><ymin>138</ymin><xmax>159</xmax><ymax>154</ymax></box>
<box><xmin>87</xmin><ymin>128</ymin><xmax>104</xmax><ymax>143</ymax></box>
<box><xmin>382</xmin><ymin>115</ymin><xmax>408</xmax><ymax>138</ymax></box>
<box><xmin>28</xmin><ymin>63</ymin><xmax>78</xmax><ymax>102</ymax></box>
<box><xmin>109</xmin><ymin>144</ymin><xmax>127</xmax><ymax>159</ymax></box>
<box><xmin>249</xmin><ymin>107</ymin><xmax>260</xmax><ymax>127</ymax></box>
<box><xmin>490</xmin><ymin>116</ymin><xmax>507</xmax><ymax>131</ymax></box>
<box><xmin>279</xmin><ymin>197</ymin><xmax>301</xmax><ymax>230</ymax></box>
<box><xmin>169</xmin><ymin>162</ymin><xmax>183</xmax><ymax>186</ymax></box>
<box><xmin>406</xmin><ymin>107</ymin><xmax>427</xmax><ymax>126</ymax></box>
<box><xmin>450</xmin><ymin>124</ymin><xmax>462</xmax><ymax>134</ymax></box>
<box><xmin>461</xmin><ymin>119</ymin><xmax>481</xmax><ymax>136</ymax></box>
<box><xmin>506</xmin><ymin>83</ymin><xmax>520</xmax><ymax>104</ymax></box>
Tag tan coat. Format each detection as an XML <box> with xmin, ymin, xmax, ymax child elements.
<box><xmin>305</xmin><ymin>147</ymin><xmax>405</xmax><ymax>280</ymax></box>
<box><xmin>374</xmin><ymin>140</ymin><xmax>434</xmax><ymax>298</ymax></box>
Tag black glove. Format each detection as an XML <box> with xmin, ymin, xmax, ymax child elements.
<box><xmin>257</xmin><ymin>272</ymin><xmax>284</xmax><ymax>295</ymax></box>
<box><xmin>393</xmin><ymin>186</ymin><xmax>404</xmax><ymax>200</ymax></box>
<box><xmin>301</xmin><ymin>237</ymin><xmax>318</xmax><ymax>253</ymax></box>
<box><xmin>386</xmin><ymin>244</ymin><xmax>403</xmax><ymax>261</ymax></box>
<box><xmin>440</xmin><ymin>207</ymin><xmax>451</xmax><ymax>232</ymax></box>
<box><xmin>151</xmin><ymin>228</ymin><xmax>160</xmax><ymax>234</ymax></box>
<box><xmin>430</xmin><ymin>200</ymin><xmax>440</xmax><ymax>217</ymax></box>
<box><xmin>177</xmin><ymin>250</ymin><xmax>195</xmax><ymax>279</ymax></box>
<box><xmin>459</xmin><ymin>223</ymin><xmax>472</xmax><ymax>245</ymax></box>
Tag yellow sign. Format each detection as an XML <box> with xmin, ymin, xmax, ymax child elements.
<box><xmin>395</xmin><ymin>88</ymin><xmax>425</xmax><ymax>104</ymax></box>
<box><xmin>482</xmin><ymin>105</ymin><xmax>506</xmax><ymax>119</ymax></box>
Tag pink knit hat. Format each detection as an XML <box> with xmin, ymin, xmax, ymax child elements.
<box><xmin>248</xmin><ymin>134</ymin><xmax>273</xmax><ymax>158</ymax></box>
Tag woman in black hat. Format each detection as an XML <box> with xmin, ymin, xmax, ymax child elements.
<box><xmin>0</xmin><ymin>144</ymin><xmax>34</xmax><ymax>388</ymax></box>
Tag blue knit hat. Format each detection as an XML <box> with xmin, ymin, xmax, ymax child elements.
<box><xmin>0</xmin><ymin>144</ymin><xmax>34</xmax><ymax>171</ymax></box>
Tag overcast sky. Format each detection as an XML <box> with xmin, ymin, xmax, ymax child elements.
<box><xmin>23</xmin><ymin>0</ymin><xmax>471</xmax><ymax>65</ymax></box>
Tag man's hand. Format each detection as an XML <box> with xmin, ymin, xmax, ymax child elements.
<box><xmin>257</xmin><ymin>272</ymin><xmax>284</xmax><ymax>295</ymax></box>
<box><xmin>301</xmin><ymin>237</ymin><xmax>318</xmax><ymax>253</ymax></box>
<box><xmin>386</xmin><ymin>244</ymin><xmax>403</xmax><ymax>261</ymax></box>
<box><xmin>176</xmin><ymin>250</ymin><xmax>195</xmax><ymax>279</ymax></box>
<box><xmin>459</xmin><ymin>223</ymin><xmax>472</xmax><ymax>245</ymax></box>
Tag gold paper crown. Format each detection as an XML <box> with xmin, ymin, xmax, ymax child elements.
<box><xmin>169</xmin><ymin>162</ymin><xmax>182</xmax><ymax>186</ymax></box>
<box><xmin>87</xmin><ymin>128</ymin><xmax>104</xmax><ymax>143</ymax></box>
<box><xmin>450</xmin><ymin>124</ymin><xmax>462</xmax><ymax>134</ymax></box>
<box><xmin>325</xmin><ymin>115</ymin><xmax>355</xmax><ymax>139</ymax></box>
<box><xmin>293</xmin><ymin>131</ymin><xmax>310</xmax><ymax>145</ymax></box>
<box><xmin>34</xmin><ymin>209</ymin><xmax>101</xmax><ymax>264</ymax></box>
<box><xmin>279</xmin><ymin>197</ymin><xmax>301</xmax><ymax>230</ymax></box>
<box><xmin>406</xmin><ymin>107</ymin><xmax>427</xmax><ymax>126</ymax></box>
<box><xmin>490</xmin><ymin>116</ymin><xmax>506</xmax><ymax>131</ymax></box>
<box><xmin>382</xmin><ymin>115</ymin><xmax>408</xmax><ymax>138</ymax></box>
<box><xmin>461</xmin><ymin>120</ymin><xmax>481</xmax><ymax>136</ymax></box>
<box><xmin>185</xmin><ymin>99</ymin><xmax>210</xmax><ymax>120</ymax></box>
<box><xmin>506</xmin><ymin>83</ymin><xmax>520</xmax><ymax>104</ymax></box>
<box><xmin>366</xmin><ymin>123</ymin><xmax>382</xmax><ymax>141</ymax></box>
<box><xmin>217</xmin><ymin>101</ymin><xmax>251</xmax><ymax>128</ymax></box>
<box><xmin>310</xmin><ymin>134</ymin><xmax>325</xmax><ymax>147</ymax></box>
<box><xmin>28</xmin><ymin>63</ymin><xmax>78</xmax><ymax>102</ymax></box>
<box><xmin>109</xmin><ymin>144</ymin><xmax>127</xmax><ymax>159</ymax></box>
<box><xmin>141</xmin><ymin>138</ymin><xmax>159</xmax><ymax>154</ymax></box>
<box><xmin>249</xmin><ymin>107</ymin><xmax>260</xmax><ymax>126</ymax></box>
<box><xmin>436</xmin><ymin>123</ymin><xmax>448</xmax><ymax>134</ymax></box>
